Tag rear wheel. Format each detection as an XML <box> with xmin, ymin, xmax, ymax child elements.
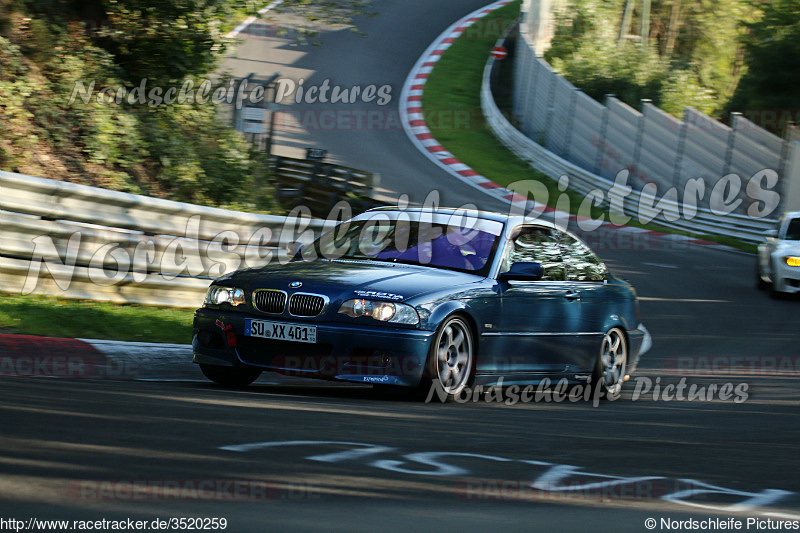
<box><xmin>592</xmin><ymin>328</ymin><xmax>628</xmax><ymax>399</ymax></box>
<box><xmin>200</xmin><ymin>364</ymin><xmax>262</xmax><ymax>387</ymax></box>
<box><xmin>420</xmin><ymin>316</ymin><xmax>475</xmax><ymax>402</ymax></box>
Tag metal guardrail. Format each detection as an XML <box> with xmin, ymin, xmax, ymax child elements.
<box><xmin>0</xmin><ymin>170</ymin><xmax>326</xmax><ymax>308</ymax></box>
<box><xmin>481</xmin><ymin>56</ymin><xmax>777</xmax><ymax>243</ymax></box>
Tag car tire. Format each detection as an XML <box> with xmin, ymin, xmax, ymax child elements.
<box><xmin>592</xmin><ymin>327</ymin><xmax>628</xmax><ymax>400</ymax></box>
<box><xmin>200</xmin><ymin>364</ymin><xmax>262</xmax><ymax>387</ymax></box>
<box><xmin>419</xmin><ymin>315</ymin><xmax>475</xmax><ymax>402</ymax></box>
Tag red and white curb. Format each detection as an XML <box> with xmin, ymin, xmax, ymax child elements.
<box><xmin>399</xmin><ymin>0</ymin><xmax>730</xmax><ymax>249</ymax></box>
<box><xmin>0</xmin><ymin>334</ymin><xmax>192</xmax><ymax>380</ymax></box>
<box><xmin>400</xmin><ymin>0</ymin><xmax>515</xmax><ymax>203</ymax></box>
<box><xmin>0</xmin><ymin>334</ymin><xmax>340</xmax><ymax>384</ymax></box>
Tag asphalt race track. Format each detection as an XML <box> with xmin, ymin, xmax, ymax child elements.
<box><xmin>1</xmin><ymin>1</ymin><xmax>799</xmax><ymax>532</ymax></box>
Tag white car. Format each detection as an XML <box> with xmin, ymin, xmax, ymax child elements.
<box><xmin>757</xmin><ymin>211</ymin><xmax>800</xmax><ymax>297</ymax></box>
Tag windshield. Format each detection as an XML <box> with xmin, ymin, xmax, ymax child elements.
<box><xmin>785</xmin><ymin>218</ymin><xmax>800</xmax><ymax>241</ymax></box>
<box><xmin>310</xmin><ymin>218</ymin><xmax>504</xmax><ymax>275</ymax></box>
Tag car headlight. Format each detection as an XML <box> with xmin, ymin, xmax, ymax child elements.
<box><xmin>205</xmin><ymin>286</ymin><xmax>246</xmax><ymax>307</ymax></box>
<box><xmin>785</xmin><ymin>256</ymin><xmax>800</xmax><ymax>267</ymax></box>
<box><xmin>338</xmin><ymin>299</ymin><xmax>419</xmax><ymax>325</ymax></box>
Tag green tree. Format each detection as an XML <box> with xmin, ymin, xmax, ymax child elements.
<box><xmin>728</xmin><ymin>0</ymin><xmax>800</xmax><ymax>128</ymax></box>
<box><xmin>660</xmin><ymin>0</ymin><xmax>756</xmax><ymax>107</ymax></box>
<box><xmin>545</xmin><ymin>0</ymin><xmax>758</xmax><ymax>117</ymax></box>
<box><xmin>15</xmin><ymin>0</ymin><xmax>374</xmax><ymax>85</ymax></box>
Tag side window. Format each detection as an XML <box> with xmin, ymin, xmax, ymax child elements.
<box><xmin>785</xmin><ymin>218</ymin><xmax>800</xmax><ymax>241</ymax></box>
<box><xmin>560</xmin><ymin>233</ymin><xmax>608</xmax><ymax>282</ymax></box>
<box><xmin>504</xmin><ymin>227</ymin><xmax>565</xmax><ymax>281</ymax></box>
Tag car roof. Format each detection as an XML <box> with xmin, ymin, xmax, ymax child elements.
<box><xmin>362</xmin><ymin>206</ymin><xmax>559</xmax><ymax>231</ymax></box>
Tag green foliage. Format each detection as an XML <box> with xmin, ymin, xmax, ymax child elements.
<box><xmin>0</xmin><ymin>0</ymin><xmax>301</xmax><ymax>208</ymax></box>
<box><xmin>546</xmin><ymin>0</ymin><xmax>759</xmax><ymax>117</ymax></box>
<box><xmin>18</xmin><ymin>0</ymin><xmax>375</xmax><ymax>84</ymax></box>
<box><xmin>728</xmin><ymin>0</ymin><xmax>800</xmax><ymax>128</ymax></box>
<box><xmin>0</xmin><ymin>292</ymin><xmax>194</xmax><ymax>343</ymax></box>
<box><xmin>0</xmin><ymin>35</ymin><xmax>27</xmax><ymax>78</ymax></box>
<box><xmin>0</xmin><ymin>38</ymin><xmax>40</xmax><ymax>168</ymax></box>
<box><xmin>549</xmin><ymin>33</ymin><xmax>668</xmax><ymax>106</ymax></box>
<box><xmin>659</xmin><ymin>69</ymin><xmax>716</xmax><ymax>116</ymax></box>
<box><xmin>97</xmin><ymin>0</ymin><xmax>230</xmax><ymax>85</ymax></box>
<box><xmin>140</xmin><ymin>102</ymin><xmax>255</xmax><ymax>205</ymax></box>
<box><xmin>0</xmin><ymin>0</ymin><xmax>372</xmax><ymax>208</ymax></box>
<box><xmin>665</xmin><ymin>0</ymin><xmax>758</xmax><ymax>107</ymax></box>
<box><xmin>17</xmin><ymin>0</ymin><xmax>231</xmax><ymax>85</ymax></box>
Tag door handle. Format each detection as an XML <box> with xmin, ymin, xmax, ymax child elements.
<box><xmin>565</xmin><ymin>290</ymin><xmax>580</xmax><ymax>301</ymax></box>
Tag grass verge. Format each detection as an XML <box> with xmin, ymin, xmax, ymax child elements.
<box><xmin>0</xmin><ymin>293</ymin><xmax>195</xmax><ymax>344</ymax></box>
<box><xmin>422</xmin><ymin>0</ymin><xmax>756</xmax><ymax>254</ymax></box>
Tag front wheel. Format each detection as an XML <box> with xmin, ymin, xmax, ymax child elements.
<box><xmin>592</xmin><ymin>328</ymin><xmax>628</xmax><ymax>399</ymax></box>
<box><xmin>420</xmin><ymin>316</ymin><xmax>475</xmax><ymax>402</ymax></box>
<box><xmin>200</xmin><ymin>364</ymin><xmax>262</xmax><ymax>388</ymax></box>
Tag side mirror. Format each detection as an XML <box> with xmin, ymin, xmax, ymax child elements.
<box><xmin>498</xmin><ymin>261</ymin><xmax>544</xmax><ymax>282</ymax></box>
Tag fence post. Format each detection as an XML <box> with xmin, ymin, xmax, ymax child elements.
<box><xmin>562</xmin><ymin>87</ymin><xmax>580</xmax><ymax>159</ymax></box>
<box><xmin>778</xmin><ymin>125</ymin><xmax>797</xmax><ymax>198</ymax></box>
<box><xmin>632</xmin><ymin>99</ymin><xmax>650</xmax><ymax>178</ymax></box>
<box><xmin>516</xmin><ymin>38</ymin><xmax>534</xmax><ymax>130</ymax></box>
<box><xmin>724</xmin><ymin>112</ymin><xmax>741</xmax><ymax>176</ymax></box>
<box><xmin>594</xmin><ymin>96</ymin><xmax>612</xmax><ymax>175</ymax></box>
<box><xmin>781</xmin><ymin>141</ymin><xmax>800</xmax><ymax>212</ymax></box>
<box><xmin>523</xmin><ymin>57</ymin><xmax>540</xmax><ymax>136</ymax></box>
<box><xmin>542</xmin><ymin>74</ymin><xmax>558</xmax><ymax>148</ymax></box>
<box><xmin>672</xmin><ymin>115</ymin><xmax>689</xmax><ymax>189</ymax></box>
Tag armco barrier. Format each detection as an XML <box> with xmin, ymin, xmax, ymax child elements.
<box><xmin>0</xmin><ymin>170</ymin><xmax>326</xmax><ymax>308</ymax></box>
<box><xmin>482</xmin><ymin>49</ymin><xmax>779</xmax><ymax>243</ymax></box>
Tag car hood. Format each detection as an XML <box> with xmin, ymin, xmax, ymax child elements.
<box><xmin>217</xmin><ymin>259</ymin><xmax>483</xmax><ymax>303</ymax></box>
<box><xmin>775</xmin><ymin>241</ymin><xmax>800</xmax><ymax>255</ymax></box>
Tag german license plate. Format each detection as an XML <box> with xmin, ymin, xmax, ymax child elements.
<box><xmin>245</xmin><ymin>319</ymin><xmax>317</xmax><ymax>344</ymax></box>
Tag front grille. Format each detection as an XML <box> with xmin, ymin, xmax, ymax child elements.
<box><xmin>252</xmin><ymin>289</ymin><xmax>287</xmax><ymax>314</ymax></box>
<box><xmin>288</xmin><ymin>293</ymin><xmax>327</xmax><ymax>317</ymax></box>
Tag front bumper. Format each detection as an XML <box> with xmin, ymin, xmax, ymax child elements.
<box><xmin>773</xmin><ymin>260</ymin><xmax>800</xmax><ymax>294</ymax></box>
<box><xmin>192</xmin><ymin>308</ymin><xmax>435</xmax><ymax>387</ymax></box>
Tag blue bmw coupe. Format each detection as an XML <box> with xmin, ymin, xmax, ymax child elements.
<box><xmin>193</xmin><ymin>208</ymin><xmax>651</xmax><ymax>400</ymax></box>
